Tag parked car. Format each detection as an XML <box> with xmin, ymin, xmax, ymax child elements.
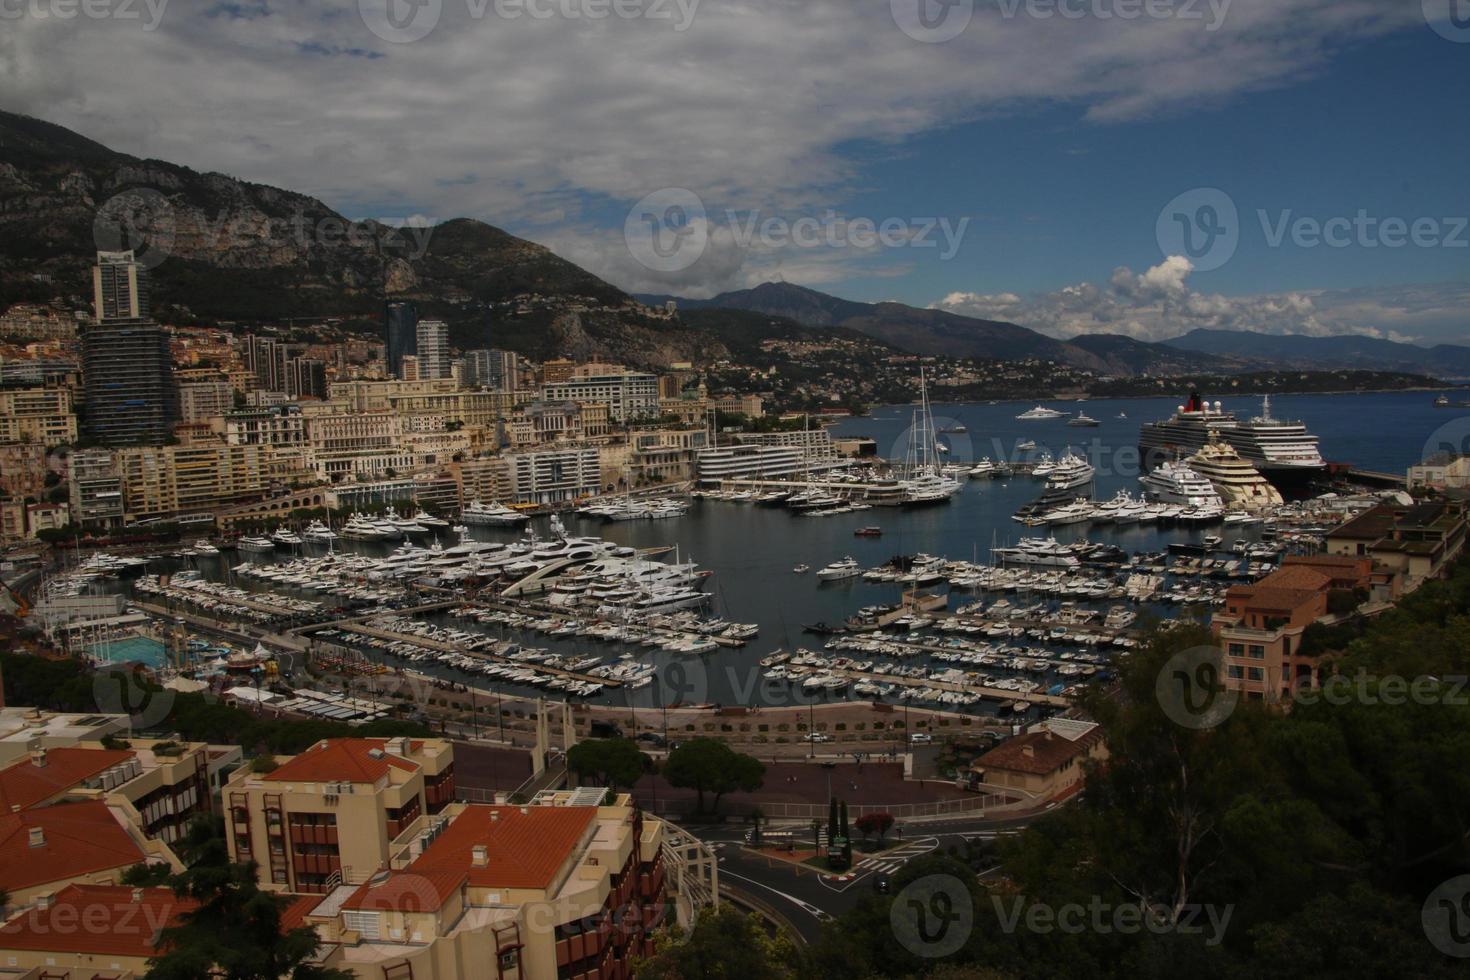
<box><xmin>909</xmin><ymin>733</ymin><xmax>934</xmax><ymax>744</ymax></box>
<box><xmin>804</xmin><ymin>733</ymin><xmax>831</xmax><ymax>743</ymax></box>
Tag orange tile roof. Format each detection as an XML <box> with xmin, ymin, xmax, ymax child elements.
<box><xmin>410</xmin><ymin>805</ymin><xmax>595</xmax><ymax>892</ymax></box>
<box><xmin>264</xmin><ymin>738</ymin><xmax>419</xmax><ymax>785</ymax></box>
<box><xmin>342</xmin><ymin>868</ymin><xmax>468</xmax><ymax>913</ymax></box>
<box><xmin>0</xmin><ymin>884</ymin><xmax>195</xmax><ymax>958</ymax></box>
<box><xmin>974</xmin><ymin>728</ymin><xmax>1104</xmax><ymax>777</ymax></box>
<box><xmin>0</xmin><ymin>800</ymin><xmax>146</xmax><ymax>893</ymax></box>
<box><xmin>0</xmin><ymin>747</ymin><xmax>136</xmax><ymax>811</ymax></box>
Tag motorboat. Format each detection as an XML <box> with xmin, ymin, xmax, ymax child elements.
<box><xmin>816</xmin><ymin>557</ymin><xmax>863</xmax><ymax>581</ymax></box>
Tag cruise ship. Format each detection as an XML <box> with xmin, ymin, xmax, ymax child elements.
<box><xmin>1185</xmin><ymin>435</ymin><xmax>1284</xmax><ymax>513</ymax></box>
<box><xmin>1138</xmin><ymin>460</ymin><xmax>1223</xmax><ymax>509</ymax></box>
<box><xmin>1139</xmin><ymin>392</ymin><xmax>1325</xmax><ymax>489</ymax></box>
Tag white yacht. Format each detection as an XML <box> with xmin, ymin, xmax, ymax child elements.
<box><xmin>302</xmin><ymin>520</ymin><xmax>337</xmax><ymax>543</ymax></box>
<box><xmin>1067</xmin><ymin>411</ymin><xmax>1100</xmax><ymax>427</ymax></box>
<box><xmin>1043</xmin><ymin>501</ymin><xmax>1094</xmax><ymax>526</ymax></box>
<box><xmin>1044</xmin><ymin>452</ymin><xmax>1095</xmax><ymax>492</ymax></box>
<box><xmin>1139</xmin><ymin>460</ymin><xmax>1224</xmax><ymax>509</ymax></box>
<box><xmin>272</xmin><ymin>527</ymin><xmax>303</xmax><ymax>547</ymax></box>
<box><xmin>192</xmin><ymin>539</ymin><xmax>220</xmax><ymax>556</ymax></box>
<box><xmin>462</xmin><ymin>500</ymin><xmax>531</xmax><ymax>527</ymax></box>
<box><xmin>413</xmin><ymin>510</ymin><xmax>451</xmax><ymax>530</ymax></box>
<box><xmin>816</xmin><ymin>557</ymin><xmax>863</xmax><ymax>581</ymax></box>
<box><xmin>237</xmin><ymin>535</ymin><xmax>274</xmax><ymax>552</ymax></box>
<box><xmin>385</xmin><ymin>508</ymin><xmax>427</xmax><ymax>536</ymax></box>
<box><xmin>1017</xmin><ymin>406</ymin><xmax>1066</xmax><ymax>420</ymax></box>
<box><xmin>968</xmin><ymin>458</ymin><xmax>998</xmax><ymax>479</ymax></box>
<box><xmin>992</xmin><ymin>538</ymin><xmax>1081</xmax><ymax>569</ymax></box>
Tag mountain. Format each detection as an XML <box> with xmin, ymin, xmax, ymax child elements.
<box><xmin>1165</xmin><ymin>328</ymin><xmax>1470</xmax><ymax>379</ymax></box>
<box><xmin>640</xmin><ymin>281</ymin><xmax>1234</xmax><ymax>376</ymax></box>
<box><xmin>0</xmin><ymin>110</ymin><xmax>714</xmax><ymax>367</ymax></box>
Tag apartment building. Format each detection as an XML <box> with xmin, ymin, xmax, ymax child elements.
<box><xmin>66</xmin><ymin>448</ymin><xmax>125</xmax><ymax>529</ymax></box>
<box><xmin>178</xmin><ymin>380</ymin><xmax>235</xmax><ymax>423</ymax></box>
<box><xmin>330</xmin><ymin>379</ymin><xmax>460</xmax><ymax>413</ymax></box>
<box><xmin>113</xmin><ymin>443</ymin><xmax>271</xmax><ymax>521</ymax></box>
<box><xmin>224</xmin><ymin>737</ymin><xmax>456</xmax><ymax>895</ymax></box>
<box><xmin>1212</xmin><ymin>556</ymin><xmax>1373</xmax><ymax>700</ymax></box>
<box><xmin>417</xmin><ymin>320</ymin><xmax>452</xmax><ymax>380</ymax></box>
<box><xmin>970</xmin><ymin>718</ymin><xmax>1107</xmax><ymax>803</ymax></box>
<box><xmin>543</xmin><ymin>370</ymin><xmax>659</xmax><ymax>423</ymax></box>
<box><xmin>1326</xmin><ymin>499</ymin><xmax>1469</xmax><ymax>591</ymax></box>
<box><xmin>79</xmin><ymin>318</ymin><xmax>178</xmax><ymax>447</ymax></box>
<box><xmin>0</xmin><ymin>386</ymin><xmax>78</xmax><ymax>445</ymax></box>
<box><xmin>225</xmin><ymin>405</ymin><xmax>309</xmax><ymax>447</ymax></box>
<box><xmin>733</xmin><ymin>428</ymin><xmax>840</xmax><ymax>467</ymax></box>
<box><xmin>0</xmin><ymin>442</ymin><xmax>51</xmax><ymax>498</ymax></box>
<box><xmin>505</xmin><ymin>448</ymin><xmax>603</xmax><ymax>504</ymax></box>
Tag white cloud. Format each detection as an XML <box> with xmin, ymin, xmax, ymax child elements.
<box><xmin>933</xmin><ymin>260</ymin><xmax>1470</xmax><ymax>346</ymax></box>
<box><xmin>0</xmin><ymin>0</ymin><xmax>1423</xmax><ymax>295</ymax></box>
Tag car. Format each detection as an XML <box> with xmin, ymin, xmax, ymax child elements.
<box><xmin>873</xmin><ymin>874</ymin><xmax>892</xmax><ymax>894</ymax></box>
<box><xmin>804</xmin><ymin>733</ymin><xmax>831</xmax><ymax>742</ymax></box>
<box><xmin>909</xmin><ymin>733</ymin><xmax>933</xmax><ymax>744</ymax></box>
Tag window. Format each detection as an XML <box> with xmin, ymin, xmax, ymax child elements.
<box><xmin>1248</xmin><ymin>668</ymin><xmax>1263</xmax><ymax>681</ymax></box>
<box><xmin>1228</xmin><ymin>644</ymin><xmax>1245</xmax><ymax>657</ymax></box>
<box><xmin>1228</xmin><ymin>666</ymin><xmax>1243</xmax><ymax>679</ymax></box>
<box><xmin>343</xmin><ymin>910</ymin><xmax>382</xmax><ymax>940</ymax></box>
<box><xmin>1249</xmin><ymin>646</ymin><xmax>1266</xmax><ymax>660</ymax></box>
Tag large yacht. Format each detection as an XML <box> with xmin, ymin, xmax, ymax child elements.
<box><xmin>1138</xmin><ymin>460</ymin><xmax>1224</xmax><ymax>509</ymax></box>
<box><xmin>1017</xmin><ymin>405</ymin><xmax>1066</xmax><ymax>420</ymax></box>
<box><xmin>1185</xmin><ymin>435</ymin><xmax>1284</xmax><ymax>513</ymax></box>
<box><xmin>992</xmin><ymin>537</ymin><xmax>1082</xmax><ymax>569</ymax></box>
<box><xmin>462</xmin><ymin>500</ymin><xmax>531</xmax><ymax>527</ymax></box>
<box><xmin>1044</xmin><ymin>452</ymin><xmax>1095</xmax><ymax>492</ymax></box>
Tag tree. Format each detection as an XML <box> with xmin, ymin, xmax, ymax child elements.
<box><xmin>146</xmin><ymin>820</ymin><xmax>353</xmax><ymax>980</ymax></box>
<box><xmin>635</xmin><ymin>905</ymin><xmax>800</xmax><ymax>980</ymax></box>
<box><xmin>662</xmin><ymin>738</ymin><xmax>765</xmax><ymax>814</ymax></box>
<box><xmin>567</xmin><ymin>737</ymin><xmax>649</xmax><ymax>792</ymax></box>
<box><xmin>855</xmin><ymin>811</ymin><xmax>894</xmax><ymax>842</ymax></box>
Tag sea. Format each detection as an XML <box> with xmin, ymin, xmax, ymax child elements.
<box><xmin>133</xmin><ymin>389</ymin><xmax>1464</xmax><ymax>713</ymax></box>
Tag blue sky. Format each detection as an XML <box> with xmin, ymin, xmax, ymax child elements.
<box><xmin>4</xmin><ymin>0</ymin><xmax>1466</xmax><ymax>342</ymax></box>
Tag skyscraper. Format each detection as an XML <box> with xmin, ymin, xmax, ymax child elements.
<box><xmin>416</xmin><ymin>319</ymin><xmax>451</xmax><ymax>380</ymax></box>
<box><xmin>385</xmin><ymin>300</ymin><xmax>418</xmax><ymax>378</ymax></box>
<box><xmin>465</xmin><ymin>348</ymin><xmax>519</xmax><ymax>391</ymax></box>
<box><xmin>92</xmin><ymin>251</ymin><xmax>149</xmax><ymax>321</ymax></box>
<box><xmin>80</xmin><ymin>252</ymin><xmax>178</xmax><ymax>447</ymax></box>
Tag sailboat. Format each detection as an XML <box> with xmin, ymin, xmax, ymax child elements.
<box><xmin>901</xmin><ymin>369</ymin><xmax>962</xmax><ymax>506</ymax></box>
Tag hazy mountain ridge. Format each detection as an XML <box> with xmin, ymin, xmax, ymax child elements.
<box><xmin>1165</xmin><ymin>328</ymin><xmax>1470</xmax><ymax>378</ymax></box>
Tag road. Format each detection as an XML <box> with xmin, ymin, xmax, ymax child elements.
<box><xmin>686</xmin><ymin>811</ymin><xmax>1042</xmax><ymax>944</ymax></box>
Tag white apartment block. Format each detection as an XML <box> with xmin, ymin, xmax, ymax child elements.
<box><xmin>543</xmin><ymin>371</ymin><xmax>659</xmax><ymax>423</ymax></box>
<box><xmin>178</xmin><ymin>381</ymin><xmax>235</xmax><ymax>423</ymax></box>
<box><xmin>695</xmin><ymin>444</ymin><xmax>804</xmax><ymax>481</ymax></box>
<box><xmin>506</xmin><ymin>447</ymin><xmax>604</xmax><ymax>504</ymax></box>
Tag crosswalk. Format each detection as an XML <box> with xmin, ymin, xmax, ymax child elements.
<box><xmin>859</xmin><ymin>842</ymin><xmax>935</xmax><ymax>875</ymax></box>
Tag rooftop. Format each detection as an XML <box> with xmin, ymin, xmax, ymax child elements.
<box><xmin>973</xmin><ymin>725</ymin><xmax>1104</xmax><ymax>777</ymax></box>
<box><xmin>410</xmin><ymin>805</ymin><xmax>596</xmax><ymax>893</ymax></box>
<box><xmin>264</xmin><ymin>738</ymin><xmax>421</xmax><ymax>785</ymax></box>
<box><xmin>0</xmin><ymin>746</ymin><xmax>136</xmax><ymax>810</ymax></box>
<box><xmin>0</xmin><ymin>800</ymin><xmax>146</xmax><ymax>893</ymax></box>
<box><xmin>0</xmin><ymin>884</ymin><xmax>194</xmax><ymax>958</ymax></box>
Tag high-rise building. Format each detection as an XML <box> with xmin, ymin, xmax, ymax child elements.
<box><xmin>81</xmin><ymin>319</ymin><xmax>178</xmax><ymax>446</ymax></box>
<box><xmin>464</xmin><ymin>348</ymin><xmax>519</xmax><ymax>391</ymax></box>
<box><xmin>287</xmin><ymin>357</ymin><xmax>327</xmax><ymax>399</ymax></box>
<box><xmin>416</xmin><ymin>319</ymin><xmax>451</xmax><ymax>380</ymax></box>
<box><xmin>92</xmin><ymin>251</ymin><xmax>148</xmax><ymax>321</ymax></box>
<box><xmin>385</xmin><ymin>300</ymin><xmax>418</xmax><ymax>378</ymax></box>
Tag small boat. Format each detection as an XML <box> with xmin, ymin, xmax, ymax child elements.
<box><xmin>192</xmin><ymin>539</ymin><xmax>219</xmax><ymax>556</ymax></box>
<box><xmin>939</xmin><ymin>424</ymin><xmax>968</xmax><ymax>434</ymax></box>
<box><xmin>1016</xmin><ymin>439</ymin><xmax>1037</xmax><ymax>452</ymax></box>
<box><xmin>1435</xmin><ymin>395</ymin><xmax>1451</xmax><ymax>408</ymax></box>
<box><xmin>792</xmin><ymin>564</ymin><xmax>811</xmax><ymax>574</ymax></box>
<box><xmin>803</xmin><ymin>622</ymin><xmax>843</xmax><ymax>635</ymax></box>
<box><xmin>1067</xmin><ymin>412</ymin><xmax>1100</xmax><ymax>427</ymax></box>
<box><xmin>854</xmin><ymin>526</ymin><xmax>883</xmax><ymax>537</ymax></box>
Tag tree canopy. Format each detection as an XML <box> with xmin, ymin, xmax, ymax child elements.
<box><xmin>662</xmin><ymin>738</ymin><xmax>765</xmax><ymax>814</ymax></box>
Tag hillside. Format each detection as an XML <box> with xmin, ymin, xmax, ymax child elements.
<box><xmin>642</xmin><ymin>281</ymin><xmax>1230</xmax><ymax>376</ymax></box>
<box><xmin>1165</xmin><ymin>328</ymin><xmax>1470</xmax><ymax>378</ymax></box>
<box><xmin>0</xmin><ymin>110</ymin><xmax>712</xmax><ymax>367</ymax></box>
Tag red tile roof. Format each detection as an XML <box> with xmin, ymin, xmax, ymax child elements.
<box><xmin>0</xmin><ymin>800</ymin><xmax>146</xmax><ymax>893</ymax></box>
<box><xmin>342</xmin><ymin>868</ymin><xmax>468</xmax><ymax>913</ymax></box>
<box><xmin>0</xmin><ymin>884</ymin><xmax>195</xmax><ymax>958</ymax></box>
<box><xmin>411</xmin><ymin>805</ymin><xmax>595</xmax><ymax>892</ymax></box>
<box><xmin>264</xmin><ymin>738</ymin><xmax>419</xmax><ymax>785</ymax></box>
<box><xmin>0</xmin><ymin>747</ymin><xmax>136</xmax><ymax>811</ymax></box>
<box><xmin>974</xmin><ymin>728</ymin><xmax>1105</xmax><ymax>777</ymax></box>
